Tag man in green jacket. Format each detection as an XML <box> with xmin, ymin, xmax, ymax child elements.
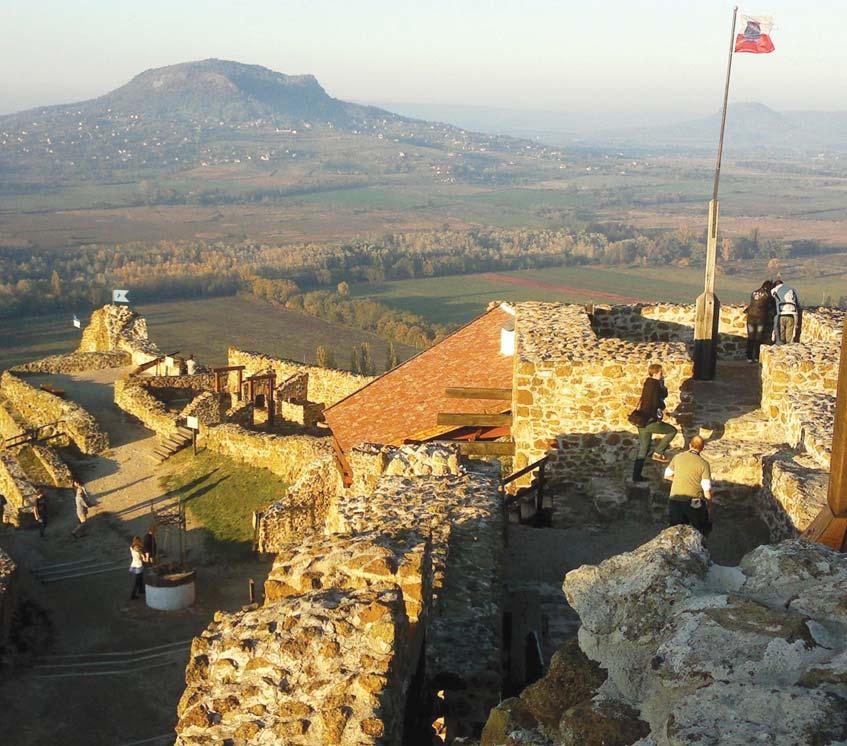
<box><xmin>663</xmin><ymin>435</ymin><xmax>713</xmax><ymax>535</ymax></box>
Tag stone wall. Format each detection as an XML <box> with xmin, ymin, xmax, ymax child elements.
<box><xmin>513</xmin><ymin>303</ymin><xmax>693</xmax><ymax>485</ymax></box>
<box><xmin>78</xmin><ymin>304</ymin><xmax>160</xmax><ymax>365</ymax></box>
<box><xmin>591</xmin><ymin>302</ymin><xmax>748</xmax><ymax>359</ymax></box>
<box><xmin>181</xmin><ymin>391</ymin><xmax>226</xmax><ymax>428</ymax></box>
<box><xmin>758</xmin><ymin>451</ymin><xmax>828</xmax><ymax>541</ymax></box>
<box><xmin>760</xmin><ymin>341</ymin><xmax>838</xmax><ymax>421</ymax></box>
<box><xmin>277</xmin><ymin>372</ymin><xmax>309</xmax><ymax>402</ymax></box>
<box><xmin>0</xmin><ymin>372</ymin><xmax>108</xmax><ymax>454</ymax></box>
<box><xmin>256</xmin><ymin>454</ymin><xmax>343</xmax><ymax>553</ymax></box>
<box><xmin>228</xmin><ymin>348</ymin><xmax>372</xmax><ymax>407</ymax></box>
<box><xmin>0</xmin><ymin>548</ymin><xmax>17</xmax><ymax>650</ymax></box>
<box><xmin>329</xmin><ymin>463</ymin><xmax>503</xmax><ymax>736</ymax></box>
<box><xmin>12</xmin><ymin>351</ymin><xmax>130</xmax><ymax>374</ymax></box>
<box><xmin>0</xmin><ymin>452</ymin><xmax>38</xmax><ymax>526</ymax></box>
<box><xmin>561</xmin><ymin>529</ymin><xmax>847</xmax><ymax>746</ymax></box>
<box><xmin>27</xmin><ymin>445</ymin><xmax>74</xmax><ymax>488</ymax></box>
<box><xmin>114</xmin><ymin>375</ymin><xmax>181</xmax><ymax>437</ymax></box>
<box><xmin>278</xmin><ymin>400</ymin><xmax>324</xmax><ymax>430</ymax></box>
<box><xmin>202</xmin><ymin>423</ymin><xmax>332</xmax><ymax>484</ymax></box>
<box><xmin>176</xmin><ymin>587</ymin><xmax>413</xmax><ymax>746</ymax></box>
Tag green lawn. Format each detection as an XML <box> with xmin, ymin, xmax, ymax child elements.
<box><xmin>161</xmin><ymin>449</ymin><xmax>286</xmax><ymax>550</ymax></box>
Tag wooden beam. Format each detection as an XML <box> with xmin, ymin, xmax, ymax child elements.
<box><xmin>445</xmin><ymin>387</ymin><xmax>512</xmax><ymax>401</ymax></box>
<box><xmin>456</xmin><ymin>441</ymin><xmax>515</xmax><ymax>456</ymax></box>
<box><xmin>437</xmin><ymin>413</ymin><xmax>512</xmax><ymax>428</ymax></box>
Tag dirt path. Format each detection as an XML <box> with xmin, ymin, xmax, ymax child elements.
<box><xmin>0</xmin><ymin>367</ymin><xmax>270</xmax><ymax>746</ymax></box>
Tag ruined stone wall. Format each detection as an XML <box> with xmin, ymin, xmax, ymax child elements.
<box><xmin>12</xmin><ymin>351</ymin><xmax>130</xmax><ymax>374</ymax></box>
<box><xmin>513</xmin><ymin>303</ymin><xmax>693</xmax><ymax>484</ymax></box>
<box><xmin>27</xmin><ymin>445</ymin><xmax>74</xmax><ymax>488</ymax></box>
<box><xmin>228</xmin><ymin>348</ymin><xmax>372</xmax><ymax>407</ymax></box>
<box><xmin>591</xmin><ymin>303</ymin><xmax>748</xmax><ymax>359</ymax></box>
<box><xmin>329</xmin><ymin>464</ymin><xmax>503</xmax><ymax>734</ymax></box>
<box><xmin>256</xmin><ymin>453</ymin><xmax>342</xmax><ymax>553</ymax></box>
<box><xmin>760</xmin><ymin>341</ymin><xmax>838</xmax><ymax>421</ymax></box>
<box><xmin>78</xmin><ymin>304</ymin><xmax>159</xmax><ymax>365</ymax></box>
<box><xmin>142</xmin><ymin>373</ymin><xmax>216</xmax><ymax>392</ymax></box>
<box><xmin>0</xmin><ymin>548</ymin><xmax>17</xmax><ymax>650</ymax></box>
<box><xmin>278</xmin><ymin>400</ymin><xmax>324</xmax><ymax>430</ymax></box>
<box><xmin>176</xmin><ymin>587</ymin><xmax>413</xmax><ymax>746</ymax></box>
<box><xmin>114</xmin><ymin>375</ymin><xmax>181</xmax><ymax>437</ymax></box>
<box><xmin>758</xmin><ymin>451</ymin><xmax>828</xmax><ymax>541</ymax></box>
<box><xmin>202</xmin><ymin>423</ymin><xmax>332</xmax><ymax>483</ymax></box>
<box><xmin>277</xmin><ymin>372</ymin><xmax>309</xmax><ymax>402</ymax></box>
<box><xmin>0</xmin><ymin>372</ymin><xmax>108</xmax><ymax>454</ymax></box>
<box><xmin>181</xmin><ymin>391</ymin><xmax>226</xmax><ymax>428</ymax></box>
<box><xmin>0</xmin><ymin>397</ymin><xmax>26</xmax><ymax>442</ymax></box>
<box><xmin>0</xmin><ymin>452</ymin><xmax>38</xmax><ymax>526</ymax></box>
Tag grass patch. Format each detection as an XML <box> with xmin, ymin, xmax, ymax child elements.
<box><xmin>161</xmin><ymin>448</ymin><xmax>286</xmax><ymax>548</ymax></box>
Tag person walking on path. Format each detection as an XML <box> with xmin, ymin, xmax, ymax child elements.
<box><xmin>71</xmin><ymin>485</ymin><xmax>90</xmax><ymax>538</ymax></box>
<box><xmin>772</xmin><ymin>278</ymin><xmax>801</xmax><ymax>345</ymax></box>
<box><xmin>33</xmin><ymin>491</ymin><xmax>48</xmax><ymax>537</ymax></box>
<box><xmin>129</xmin><ymin>536</ymin><xmax>145</xmax><ymax>600</ymax></box>
<box><xmin>630</xmin><ymin>363</ymin><xmax>678</xmax><ymax>483</ymax></box>
<box><xmin>663</xmin><ymin>435</ymin><xmax>713</xmax><ymax>535</ymax></box>
<box><xmin>744</xmin><ymin>280</ymin><xmax>775</xmax><ymax>363</ymax></box>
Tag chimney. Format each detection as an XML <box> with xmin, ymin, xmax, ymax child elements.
<box><xmin>500</xmin><ymin>318</ymin><xmax>515</xmax><ymax>356</ymax></box>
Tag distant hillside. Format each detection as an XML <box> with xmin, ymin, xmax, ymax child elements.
<box><xmin>0</xmin><ymin>59</ymin><xmax>560</xmax><ymax>192</ymax></box>
<box><xmin>589</xmin><ymin>103</ymin><xmax>847</xmax><ymax>154</ymax></box>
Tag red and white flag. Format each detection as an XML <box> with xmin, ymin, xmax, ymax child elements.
<box><xmin>735</xmin><ymin>15</ymin><xmax>775</xmax><ymax>53</ymax></box>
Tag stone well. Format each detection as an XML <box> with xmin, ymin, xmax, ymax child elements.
<box><xmin>145</xmin><ymin>570</ymin><xmax>196</xmax><ymax>611</ymax></box>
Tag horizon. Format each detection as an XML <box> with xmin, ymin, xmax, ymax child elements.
<box><xmin>3</xmin><ymin>1</ymin><xmax>845</xmax><ymax>117</ymax></box>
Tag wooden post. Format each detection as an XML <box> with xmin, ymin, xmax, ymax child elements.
<box><xmin>267</xmin><ymin>374</ymin><xmax>275</xmax><ymax>428</ymax></box>
<box><xmin>694</xmin><ymin>6</ymin><xmax>738</xmax><ymax>381</ymax></box>
<box><xmin>236</xmin><ymin>368</ymin><xmax>243</xmax><ymax>401</ymax></box>
<box><xmin>802</xmin><ymin>318</ymin><xmax>847</xmax><ymax>551</ymax></box>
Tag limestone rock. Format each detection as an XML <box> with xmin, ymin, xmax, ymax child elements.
<box><xmin>557</xmin><ymin>698</ymin><xmax>649</xmax><ymax>746</ymax></box>
<box><xmin>480</xmin><ymin>698</ymin><xmax>545</xmax><ymax>746</ymax></box>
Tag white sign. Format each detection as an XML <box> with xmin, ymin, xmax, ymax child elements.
<box><xmin>112</xmin><ymin>289</ymin><xmax>130</xmax><ymax>303</ymax></box>
<box><xmin>186</xmin><ymin>416</ymin><xmax>199</xmax><ymax>430</ymax></box>
<box><xmin>73</xmin><ymin>315</ymin><xmax>81</xmax><ymax>329</ymax></box>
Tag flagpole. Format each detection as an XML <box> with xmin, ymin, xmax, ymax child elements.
<box><xmin>694</xmin><ymin>5</ymin><xmax>739</xmax><ymax>381</ymax></box>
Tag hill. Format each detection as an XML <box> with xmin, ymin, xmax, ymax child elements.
<box><xmin>0</xmin><ymin>59</ymin><xmax>560</xmax><ymax>192</ymax></box>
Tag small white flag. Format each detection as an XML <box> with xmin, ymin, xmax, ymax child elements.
<box><xmin>73</xmin><ymin>315</ymin><xmax>81</xmax><ymax>329</ymax></box>
<box><xmin>113</xmin><ymin>289</ymin><xmax>130</xmax><ymax>303</ymax></box>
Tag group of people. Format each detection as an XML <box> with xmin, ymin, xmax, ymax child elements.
<box><xmin>744</xmin><ymin>276</ymin><xmax>801</xmax><ymax>363</ymax></box>
<box><xmin>630</xmin><ymin>364</ymin><xmax>713</xmax><ymax>536</ymax></box>
<box><xmin>129</xmin><ymin>525</ymin><xmax>157</xmax><ymax>600</ymax></box>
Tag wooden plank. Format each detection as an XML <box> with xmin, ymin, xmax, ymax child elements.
<box><xmin>456</xmin><ymin>441</ymin><xmax>515</xmax><ymax>456</ymax></box>
<box><xmin>436</xmin><ymin>413</ymin><xmax>512</xmax><ymax>428</ymax></box>
<box><xmin>445</xmin><ymin>387</ymin><xmax>512</xmax><ymax>401</ymax></box>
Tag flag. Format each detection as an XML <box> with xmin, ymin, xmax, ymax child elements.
<box><xmin>735</xmin><ymin>15</ymin><xmax>775</xmax><ymax>53</ymax></box>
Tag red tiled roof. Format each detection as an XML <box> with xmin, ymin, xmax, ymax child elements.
<box><xmin>325</xmin><ymin>305</ymin><xmax>514</xmax><ymax>453</ymax></box>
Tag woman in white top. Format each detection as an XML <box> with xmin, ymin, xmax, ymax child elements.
<box><xmin>129</xmin><ymin>536</ymin><xmax>145</xmax><ymax>600</ymax></box>
<box><xmin>71</xmin><ymin>485</ymin><xmax>89</xmax><ymax>538</ymax></box>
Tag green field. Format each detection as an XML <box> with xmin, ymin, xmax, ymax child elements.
<box><xmin>0</xmin><ymin>295</ymin><xmax>416</xmax><ymax>371</ymax></box>
<box><xmin>351</xmin><ymin>263</ymin><xmax>847</xmax><ymax>326</ymax></box>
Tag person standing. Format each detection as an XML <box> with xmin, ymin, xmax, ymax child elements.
<box><xmin>71</xmin><ymin>485</ymin><xmax>90</xmax><ymax>538</ymax></box>
<box><xmin>142</xmin><ymin>523</ymin><xmax>158</xmax><ymax>563</ymax></box>
<box><xmin>33</xmin><ymin>491</ymin><xmax>48</xmax><ymax>538</ymax></box>
<box><xmin>744</xmin><ymin>280</ymin><xmax>775</xmax><ymax>363</ymax></box>
<box><xmin>663</xmin><ymin>435</ymin><xmax>713</xmax><ymax>535</ymax></box>
<box><xmin>129</xmin><ymin>536</ymin><xmax>145</xmax><ymax>600</ymax></box>
<box><xmin>185</xmin><ymin>354</ymin><xmax>197</xmax><ymax>375</ymax></box>
<box><xmin>630</xmin><ymin>363</ymin><xmax>678</xmax><ymax>483</ymax></box>
<box><xmin>772</xmin><ymin>278</ymin><xmax>801</xmax><ymax>345</ymax></box>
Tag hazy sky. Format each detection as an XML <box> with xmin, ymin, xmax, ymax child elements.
<box><xmin>2</xmin><ymin>0</ymin><xmax>844</xmax><ymax>115</ymax></box>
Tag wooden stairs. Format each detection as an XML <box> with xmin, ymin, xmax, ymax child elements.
<box><xmin>151</xmin><ymin>427</ymin><xmax>193</xmax><ymax>464</ymax></box>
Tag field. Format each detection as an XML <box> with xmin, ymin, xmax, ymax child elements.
<box><xmin>0</xmin><ymin>295</ymin><xmax>416</xmax><ymax>371</ymax></box>
<box><xmin>351</xmin><ymin>261</ymin><xmax>847</xmax><ymax>326</ymax></box>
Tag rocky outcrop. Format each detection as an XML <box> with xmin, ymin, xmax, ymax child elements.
<box><xmin>560</xmin><ymin>529</ymin><xmax>847</xmax><ymax>746</ymax></box>
<box><xmin>0</xmin><ymin>371</ymin><xmax>108</xmax><ymax>454</ymax></box>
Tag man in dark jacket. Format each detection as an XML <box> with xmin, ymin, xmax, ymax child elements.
<box><xmin>744</xmin><ymin>280</ymin><xmax>775</xmax><ymax>362</ymax></box>
<box><xmin>632</xmin><ymin>363</ymin><xmax>678</xmax><ymax>482</ymax></box>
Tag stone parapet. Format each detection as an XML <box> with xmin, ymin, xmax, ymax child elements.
<box><xmin>801</xmin><ymin>306</ymin><xmax>846</xmax><ymax>343</ymax></box>
<box><xmin>778</xmin><ymin>390</ymin><xmax>834</xmax><ymax>470</ymax></box>
<box><xmin>203</xmin><ymin>423</ymin><xmax>332</xmax><ymax>484</ymax></box>
<box><xmin>181</xmin><ymin>391</ymin><xmax>226</xmax><ymax>428</ymax></box>
<box><xmin>0</xmin><ymin>371</ymin><xmax>108</xmax><ymax>454</ymax></box>
<box><xmin>228</xmin><ymin>347</ymin><xmax>371</xmax><ymax>407</ymax></box>
<box><xmin>0</xmin><ymin>452</ymin><xmax>38</xmax><ymax>526</ymax></box>
<box><xmin>176</xmin><ymin>587</ymin><xmax>412</xmax><ymax>746</ymax></box>
<box><xmin>142</xmin><ymin>372</ymin><xmax>216</xmax><ymax>391</ymax></box>
<box><xmin>760</xmin><ymin>340</ymin><xmax>838</xmax><ymax>421</ymax></box>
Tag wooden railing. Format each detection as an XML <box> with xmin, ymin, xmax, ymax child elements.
<box><xmin>500</xmin><ymin>455</ymin><xmax>549</xmax><ymax>529</ymax></box>
<box><xmin>1</xmin><ymin>421</ymin><xmax>65</xmax><ymax>450</ymax></box>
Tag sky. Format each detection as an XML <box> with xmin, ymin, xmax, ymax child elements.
<box><xmin>1</xmin><ymin>0</ymin><xmax>845</xmax><ymax>116</ymax></box>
